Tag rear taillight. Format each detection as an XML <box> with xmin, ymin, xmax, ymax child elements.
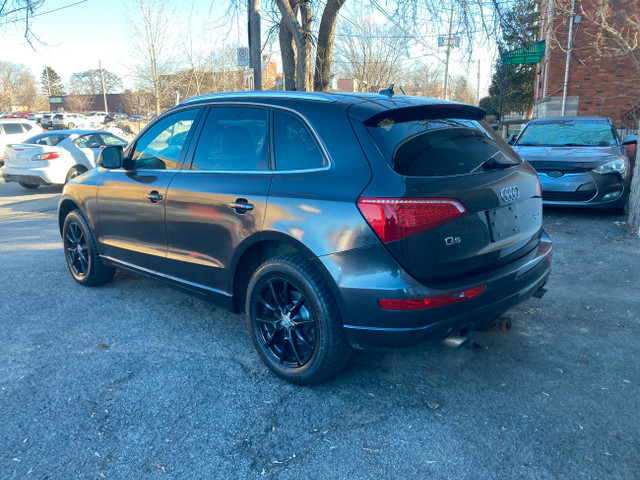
<box><xmin>535</xmin><ymin>176</ymin><xmax>542</xmax><ymax>197</ymax></box>
<box><xmin>378</xmin><ymin>285</ymin><xmax>486</xmax><ymax>310</ymax></box>
<box><xmin>32</xmin><ymin>152</ymin><xmax>61</xmax><ymax>161</ymax></box>
<box><xmin>357</xmin><ymin>197</ymin><xmax>468</xmax><ymax>243</ymax></box>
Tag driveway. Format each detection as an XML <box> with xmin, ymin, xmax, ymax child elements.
<box><xmin>0</xmin><ymin>178</ymin><xmax>638</xmax><ymax>479</ymax></box>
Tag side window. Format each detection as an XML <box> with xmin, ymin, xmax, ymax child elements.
<box><xmin>22</xmin><ymin>123</ymin><xmax>33</xmax><ymax>131</ymax></box>
<box><xmin>74</xmin><ymin>134</ymin><xmax>102</xmax><ymax>149</ymax></box>
<box><xmin>3</xmin><ymin>123</ymin><xmax>24</xmax><ymax>135</ymax></box>
<box><xmin>273</xmin><ymin>110</ymin><xmax>326</xmax><ymax>170</ymax></box>
<box><xmin>132</xmin><ymin>108</ymin><xmax>199</xmax><ymax>170</ymax></box>
<box><xmin>191</xmin><ymin>106</ymin><xmax>268</xmax><ymax>171</ymax></box>
<box><xmin>100</xmin><ymin>133</ymin><xmax>128</xmax><ymax>147</ymax></box>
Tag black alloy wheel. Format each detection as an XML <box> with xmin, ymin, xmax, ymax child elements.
<box><xmin>247</xmin><ymin>255</ymin><xmax>351</xmax><ymax>384</ymax></box>
<box><xmin>62</xmin><ymin>210</ymin><xmax>115</xmax><ymax>286</ymax></box>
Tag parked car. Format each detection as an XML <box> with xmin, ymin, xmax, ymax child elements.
<box><xmin>52</xmin><ymin>113</ymin><xmax>90</xmax><ymax>130</ymax></box>
<box><xmin>1</xmin><ymin>129</ymin><xmax>127</xmax><ymax>188</ymax></box>
<box><xmin>511</xmin><ymin>117</ymin><xmax>631</xmax><ymax>211</ymax></box>
<box><xmin>57</xmin><ymin>91</ymin><xmax>552</xmax><ymax>384</ymax></box>
<box><xmin>105</xmin><ymin>112</ymin><xmax>128</xmax><ymax>122</ymax></box>
<box><xmin>40</xmin><ymin>112</ymin><xmax>56</xmax><ymax>129</ymax></box>
<box><xmin>27</xmin><ymin>111</ymin><xmax>47</xmax><ymax>122</ymax></box>
<box><xmin>0</xmin><ymin>119</ymin><xmax>44</xmax><ymax>165</ymax></box>
<box><xmin>622</xmin><ymin>134</ymin><xmax>637</xmax><ymax>173</ymax></box>
<box><xmin>85</xmin><ymin>112</ymin><xmax>108</xmax><ymax>124</ymax></box>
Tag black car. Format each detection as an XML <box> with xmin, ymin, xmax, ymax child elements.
<box><xmin>58</xmin><ymin>91</ymin><xmax>552</xmax><ymax>384</ymax></box>
<box><xmin>511</xmin><ymin>117</ymin><xmax>631</xmax><ymax>211</ymax></box>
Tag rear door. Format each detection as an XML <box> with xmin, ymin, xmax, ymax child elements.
<box><xmin>164</xmin><ymin>105</ymin><xmax>272</xmax><ymax>293</ymax></box>
<box><xmin>96</xmin><ymin>107</ymin><xmax>203</xmax><ymax>273</ymax></box>
<box><xmin>353</xmin><ymin>109</ymin><xmax>543</xmax><ymax>283</ymax></box>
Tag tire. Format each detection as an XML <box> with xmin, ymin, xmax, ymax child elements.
<box><xmin>67</xmin><ymin>123</ymin><xmax>75</xmax><ymax>129</ymax></box>
<box><xmin>18</xmin><ymin>182</ymin><xmax>39</xmax><ymax>189</ymax></box>
<box><xmin>246</xmin><ymin>255</ymin><xmax>352</xmax><ymax>384</ymax></box>
<box><xmin>65</xmin><ymin>166</ymin><xmax>87</xmax><ymax>184</ymax></box>
<box><xmin>62</xmin><ymin>210</ymin><xmax>115</xmax><ymax>286</ymax></box>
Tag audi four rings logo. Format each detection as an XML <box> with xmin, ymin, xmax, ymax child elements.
<box><xmin>500</xmin><ymin>186</ymin><xmax>519</xmax><ymax>202</ymax></box>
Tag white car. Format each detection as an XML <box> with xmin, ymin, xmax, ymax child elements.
<box><xmin>1</xmin><ymin>129</ymin><xmax>128</xmax><ymax>188</ymax></box>
<box><xmin>0</xmin><ymin>119</ymin><xmax>44</xmax><ymax>163</ymax></box>
<box><xmin>85</xmin><ymin>112</ymin><xmax>108</xmax><ymax>125</ymax></box>
<box><xmin>51</xmin><ymin>113</ymin><xmax>90</xmax><ymax>130</ymax></box>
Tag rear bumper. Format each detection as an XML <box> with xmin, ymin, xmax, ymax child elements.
<box><xmin>316</xmin><ymin>231</ymin><xmax>552</xmax><ymax>349</ymax></box>
<box><xmin>2</xmin><ymin>164</ymin><xmax>68</xmax><ymax>185</ymax></box>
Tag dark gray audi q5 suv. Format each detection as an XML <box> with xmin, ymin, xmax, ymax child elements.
<box><xmin>58</xmin><ymin>91</ymin><xmax>552</xmax><ymax>384</ymax></box>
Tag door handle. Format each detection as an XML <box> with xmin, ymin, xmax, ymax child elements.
<box><xmin>229</xmin><ymin>200</ymin><xmax>254</xmax><ymax>214</ymax></box>
<box><xmin>146</xmin><ymin>191</ymin><xmax>163</xmax><ymax>203</ymax></box>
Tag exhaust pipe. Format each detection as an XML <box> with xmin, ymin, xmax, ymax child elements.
<box><xmin>443</xmin><ymin>335</ymin><xmax>469</xmax><ymax>348</ymax></box>
<box><xmin>532</xmin><ymin>286</ymin><xmax>548</xmax><ymax>299</ymax></box>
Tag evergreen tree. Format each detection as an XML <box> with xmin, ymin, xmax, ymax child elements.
<box><xmin>41</xmin><ymin>67</ymin><xmax>65</xmax><ymax>97</ymax></box>
<box><xmin>486</xmin><ymin>0</ymin><xmax>540</xmax><ymax>118</ymax></box>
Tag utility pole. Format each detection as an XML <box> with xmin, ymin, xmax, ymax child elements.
<box><xmin>98</xmin><ymin>60</ymin><xmax>108</xmax><ymax>113</ymax></box>
<box><xmin>442</xmin><ymin>4</ymin><xmax>455</xmax><ymax>100</ymax></box>
<box><xmin>476</xmin><ymin>59</ymin><xmax>481</xmax><ymax>106</ymax></box>
<box><xmin>248</xmin><ymin>0</ymin><xmax>262</xmax><ymax>91</ymax></box>
<box><xmin>561</xmin><ymin>0</ymin><xmax>576</xmax><ymax>116</ymax></box>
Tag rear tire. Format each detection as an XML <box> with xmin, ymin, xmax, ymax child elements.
<box><xmin>246</xmin><ymin>255</ymin><xmax>352</xmax><ymax>384</ymax></box>
<box><xmin>62</xmin><ymin>210</ymin><xmax>115</xmax><ymax>286</ymax></box>
<box><xmin>18</xmin><ymin>182</ymin><xmax>39</xmax><ymax>189</ymax></box>
<box><xmin>65</xmin><ymin>166</ymin><xmax>87</xmax><ymax>184</ymax></box>
<box><xmin>67</xmin><ymin>123</ymin><xmax>75</xmax><ymax>129</ymax></box>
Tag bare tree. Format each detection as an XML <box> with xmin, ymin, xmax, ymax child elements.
<box><xmin>128</xmin><ymin>0</ymin><xmax>177</xmax><ymax>115</ymax></box>
<box><xmin>64</xmin><ymin>95</ymin><xmax>92</xmax><ymax>113</ymax></box>
<box><xmin>334</xmin><ymin>14</ymin><xmax>407</xmax><ymax>93</ymax></box>
<box><xmin>69</xmin><ymin>69</ymin><xmax>123</xmax><ymax>95</ymax></box>
<box><xmin>405</xmin><ymin>64</ymin><xmax>444</xmax><ymax>97</ymax></box>
<box><xmin>0</xmin><ymin>60</ymin><xmax>45</xmax><ymax>110</ymax></box>
<box><xmin>0</xmin><ymin>0</ymin><xmax>45</xmax><ymax>44</ymax></box>
<box><xmin>449</xmin><ymin>75</ymin><xmax>476</xmax><ymax>104</ymax></box>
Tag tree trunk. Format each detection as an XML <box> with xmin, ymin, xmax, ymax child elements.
<box><xmin>279</xmin><ymin>16</ymin><xmax>296</xmax><ymax>90</ymax></box>
<box><xmin>275</xmin><ymin>0</ymin><xmax>312</xmax><ymax>92</ymax></box>
<box><xmin>628</xmin><ymin>125</ymin><xmax>640</xmax><ymax>236</ymax></box>
<box><xmin>313</xmin><ymin>0</ymin><xmax>345</xmax><ymax>91</ymax></box>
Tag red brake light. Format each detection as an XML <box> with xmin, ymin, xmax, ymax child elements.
<box><xmin>32</xmin><ymin>152</ymin><xmax>61</xmax><ymax>161</ymax></box>
<box><xmin>357</xmin><ymin>197</ymin><xmax>468</xmax><ymax>243</ymax></box>
<box><xmin>378</xmin><ymin>285</ymin><xmax>486</xmax><ymax>310</ymax></box>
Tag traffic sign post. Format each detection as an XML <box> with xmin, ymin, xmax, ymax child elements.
<box><xmin>237</xmin><ymin>48</ymin><xmax>249</xmax><ymax>67</ymax></box>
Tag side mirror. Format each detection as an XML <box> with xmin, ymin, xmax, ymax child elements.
<box><xmin>97</xmin><ymin>145</ymin><xmax>124</xmax><ymax>169</ymax></box>
<box><xmin>622</xmin><ymin>134</ymin><xmax>637</xmax><ymax>145</ymax></box>
<box><xmin>507</xmin><ymin>134</ymin><xmax>517</xmax><ymax>145</ymax></box>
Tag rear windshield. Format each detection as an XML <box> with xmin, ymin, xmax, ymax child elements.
<box><xmin>367</xmin><ymin>117</ymin><xmax>521</xmax><ymax>176</ymax></box>
<box><xmin>24</xmin><ymin>133</ymin><xmax>70</xmax><ymax>146</ymax></box>
<box><xmin>516</xmin><ymin>120</ymin><xmax>617</xmax><ymax>147</ymax></box>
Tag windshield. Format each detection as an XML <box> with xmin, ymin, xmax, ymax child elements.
<box><xmin>516</xmin><ymin>121</ymin><xmax>617</xmax><ymax>147</ymax></box>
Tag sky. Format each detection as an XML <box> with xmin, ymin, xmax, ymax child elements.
<box><xmin>1</xmin><ymin>0</ymin><xmax>498</xmax><ymax>97</ymax></box>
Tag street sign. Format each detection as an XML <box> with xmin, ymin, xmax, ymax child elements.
<box><xmin>238</xmin><ymin>47</ymin><xmax>249</xmax><ymax>67</ymax></box>
<box><xmin>502</xmin><ymin>40</ymin><xmax>545</xmax><ymax>65</ymax></box>
<box><xmin>243</xmin><ymin>69</ymin><xmax>254</xmax><ymax>91</ymax></box>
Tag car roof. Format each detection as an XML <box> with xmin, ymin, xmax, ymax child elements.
<box><xmin>178</xmin><ymin>91</ymin><xmax>486</xmax><ymax>121</ymax></box>
<box><xmin>0</xmin><ymin>118</ymin><xmax>37</xmax><ymax>123</ymax></box>
<box><xmin>44</xmin><ymin>129</ymin><xmax>108</xmax><ymax>135</ymax></box>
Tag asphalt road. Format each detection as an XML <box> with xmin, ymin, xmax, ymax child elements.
<box><xmin>1</xmin><ymin>178</ymin><xmax>638</xmax><ymax>479</ymax></box>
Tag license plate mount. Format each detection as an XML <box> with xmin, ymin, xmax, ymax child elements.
<box><xmin>488</xmin><ymin>205</ymin><xmax>520</xmax><ymax>242</ymax></box>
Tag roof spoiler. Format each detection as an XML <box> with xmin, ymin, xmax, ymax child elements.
<box><xmin>364</xmin><ymin>104</ymin><xmax>486</xmax><ymax>127</ymax></box>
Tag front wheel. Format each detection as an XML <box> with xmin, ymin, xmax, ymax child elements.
<box><xmin>67</xmin><ymin>123</ymin><xmax>75</xmax><ymax>129</ymax></box>
<box><xmin>62</xmin><ymin>210</ymin><xmax>115</xmax><ymax>285</ymax></box>
<box><xmin>246</xmin><ymin>255</ymin><xmax>351</xmax><ymax>384</ymax></box>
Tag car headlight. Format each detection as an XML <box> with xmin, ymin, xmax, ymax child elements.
<box><xmin>592</xmin><ymin>158</ymin><xmax>628</xmax><ymax>175</ymax></box>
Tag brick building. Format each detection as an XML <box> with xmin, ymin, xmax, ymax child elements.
<box><xmin>534</xmin><ymin>0</ymin><xmax>639</xmax><ymax>130</ymax></box>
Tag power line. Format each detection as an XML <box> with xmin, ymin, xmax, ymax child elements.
<box><xmin>0</xmin><ymin>0</ymin><xmax>88</xmax><ymax>25</ymax></box>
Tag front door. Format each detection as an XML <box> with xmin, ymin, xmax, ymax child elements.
<box><xmin>164</xmin><ymin>106</ymin><xmax>272</xmax><ymax>294</ymax></box>
<box><xmin>96</xmin><ymin>107</ymin><xmax>203</xmax><ymax>273</ymax></box>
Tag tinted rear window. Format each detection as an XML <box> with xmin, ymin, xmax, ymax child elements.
<box><xmin>367</xmin><ymin>118</ymin><xmax>521</xmax><ymax>176</ymax></box>
<box><xmin>516</xmin><ymin>120</ymin><xmax>617</xmax><ymax>147</ymax></box>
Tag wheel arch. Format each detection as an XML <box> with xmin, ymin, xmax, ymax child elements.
<box><xmin>58</xmin><ymin>198</ymin><xmax>82</xmax><ymax>236</ymax></box>
<box><xmin>230</xmin><ymin>232</ymin><xmax>344</xmax><ymax>320</ymax></box>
